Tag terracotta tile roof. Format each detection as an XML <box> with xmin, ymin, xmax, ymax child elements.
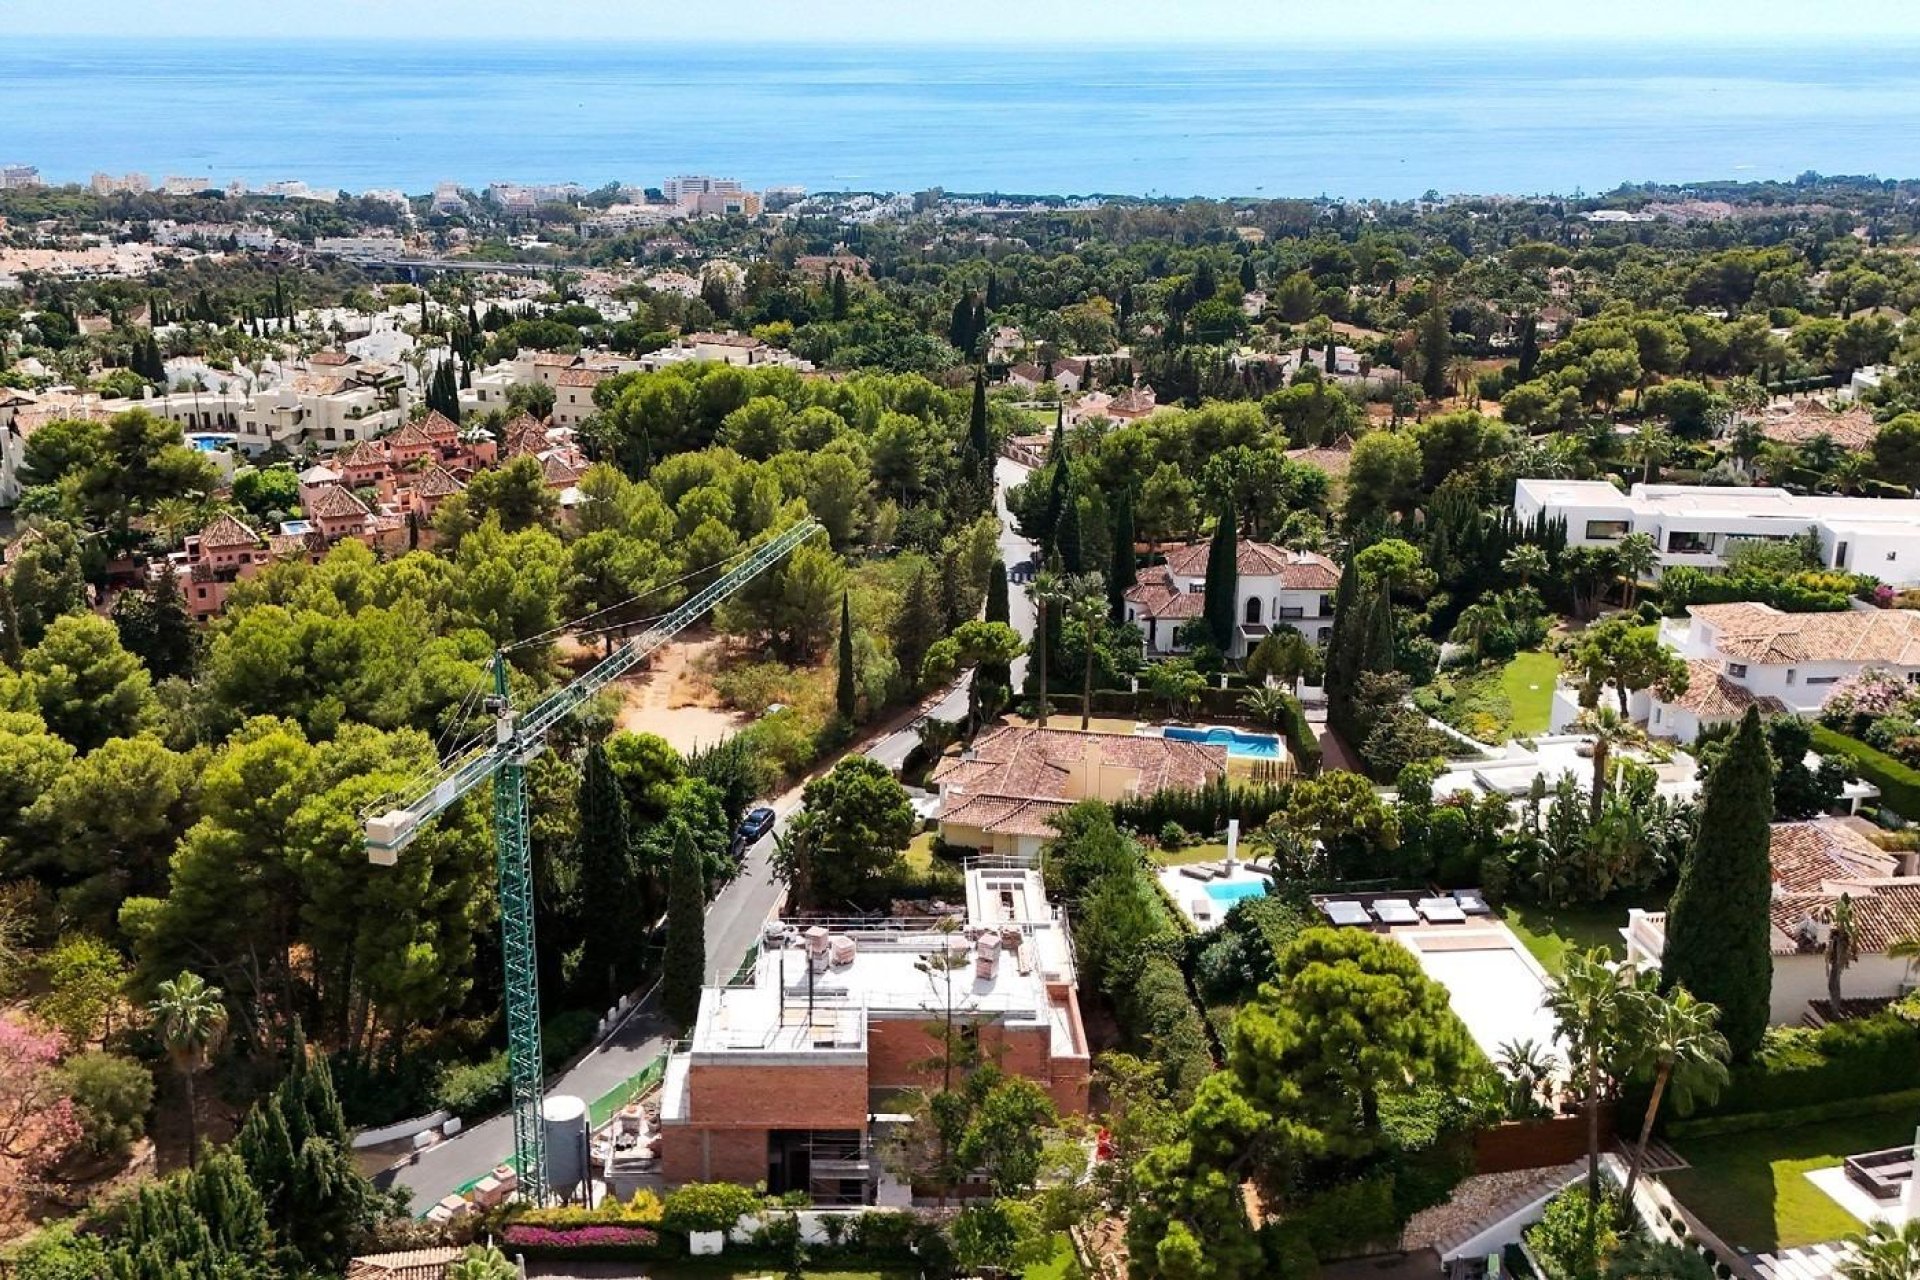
<box><xmin>1124</xmin><ymin>566</ymin><xmax>1206</xmax><ymax>620</ymax></box>
<box><xmin>500</xmin><ymin>412</ymin><xmax>548</xmax><ymax>457</ymax></box>
<box><xmin>410</xmin><ymin>463</ymin><xmax>464</xmax><ymax>498</ymax></box>
<box><xmin>540</xmin><ymin>451</ymin><xmax>583</xmax><ymax>487</ymax></box>
<box><xmin>554</xmin><ymin>366</ymin><xmax>610</xmax><ymax>388</ymax></box>
<box><xmin>1771</xmin><ymin>881</ymin><xmax>1920</xmax><ymax>956</ymax></box>
<box><xmin>932</xmin><ymin>725</ymin><xmax>1227</xmax><ymax>805</ymax></box>
<box><xmin>940</xmin><ymin>794</ymin><xmax>1068</xmax><ymax>839</ymax></box>
<box><xmin>338</xmin><ymin>439</ymin><xmax>389</xmax><ymax>470</ymax></box>
<box><xmin>1108</xmin><ymin>386</ymin><xmax>1157</xmax><ymax>415</ymax></box>
<box><xmin>686</xmin><ymin>331</ymin><xmax>763</xmax><ymax>349</ymax></box>
<box><xmin>306</xmin><ymin>484</ymin><xmax>370</xmax><ymax>520</ymax></box>
<box><xmin>1008</xmin><ymin>362</ymin><xmax>1046</xmax><ymax>383</ymax></box>
<box><xmin>531</xmin><ymin>350</ymin><xmax>580</xmax><ymax>367</ymax></box>
<box><xmin>1161</xmin><ymin>539</ymin><xmax>1339</xmax><ymax>588</ymax></box>
<box><xmin>309</xmin><ymin>350</ymin><xmax>355</xmax><ymax>367</ymax></box>
<box><xmin>1665</xmin><ymin>657</ymin><xmax>1787</xmax><ymax>720</ymax></box>
<box><xmin>195</xmin><ymin>513</ymin><xmax>265</xmax><ymax>550</ymax></box>
<box><xmin>344</xmin><ymin>1246</ymin><xmax>462</xmax><ymax>1280</ymax></box>
<box><xmin>1689</xmin><ymin>603</ymin><xmax>1920</xmax><ymax>666</ymax></box>
<box><xmin>2</xmin><ymin>526</ymin><xmax>46</xmax><ymax>567</ymax></box>
<box><xmin>387</xmin><ymin>419</ymin><xmax>436</xmax><ymax>450</ymax></box>
<box><xmin>1768</xmin><ymin>820</ymin><xmax>1901</xmax><ymax>894</ymax></box>
<box><xmin>418</xmin><ymin>409</ymin><xmax>461</xmax><ymax>441</ymax></box>
<box><xmin>287</xmin><ymin>372</ymin><xmax>349</xmax><ymax>396</ymax></box>
<box><xmin>1756</xmin><ymin>404</ymin><xmax>1878</xmax><ymax>452</ymax></box>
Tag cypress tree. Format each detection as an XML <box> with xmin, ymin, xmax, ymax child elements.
<box><xmin>1057</xmin><ymin>493</ymin><xmax>1085</xmax><ymax>575</ymax></box>
<box><xmin>0</xmin><ymin>577</ymin><xmax>21</xmax><ymax>669</ymax></box>
<box><xmin>663</xmin><ymin>824</ymin><xmax>706</xmax><ymax>1031</ymax></box>
<box><xmin>1042</xmin><ymin>438</ymin><xmax>1071</xmax><ymax>559</ymax></box>
<box><xmin>836</xmin><ymin>591</ymin><xmax>857</xmax><ymax>720</ymax></box>
<box><xmin>1202</xmin><ymin>498</ymin><xmax>1239</xmax><ymax>653</ymax></box>
<box><xmin>1323</xmin><ymin>556</ymin><xmax>1363</xmax><ymax>731</ymax></box>
<box><xmin>1517</xmin><ymin>312</ymin><xmax>1540</xmax><ymax>381</ymax></box>
<box><xmin>968</xmin><ymin>367</ymin><xmax>991</xmax><ymax>459</ymax></box>
<box><xmin>894</xmin><ymin>566</ymin><xmax>944</xmax><ymax>687</ymax></box>
<box><xmin>1108</xmin><ymin>489</ymin><xmax>1136</xmax><ymax>620</ymax></box>
<box><xmin>1663</xmin><ymin>706</ymin><xmax>1775</xmax><ymax>1060</ymax></box>
<box><xmin>577</xmin><ymin>741</ymin><xmax>636</xmax><ymax>1002</ymax></box>
<box><xmin>831</xmin><ymin>270</ymin><xmax>849</xmax><ymax>321</ymax></box>
<box><xmin>949</xmin><ymin>294</ymin><xmax>975</xmax><ymax>353</ymax></box>
<box><xmin>976</xmin><ymin>559</ymin><xmax>1012</xmax><ymax>700</ymax></box>
<box><xmin>1239</xmin><ymin>255</ymin><xmax>1258</xmax><ymax>292</ymax></box>
<box><xmin>1357</xmin><ymin>577</ymin><xmax>1397</xmax><ymax>678</ymax></box>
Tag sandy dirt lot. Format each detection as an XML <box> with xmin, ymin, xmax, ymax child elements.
<box><xmin>601</xmin><ymin>635</ymin><xmax>750</xmax><ymax>756</ymax></box>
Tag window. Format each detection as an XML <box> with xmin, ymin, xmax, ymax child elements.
<box><xmin>1244</xmin><ymin>597</ymin><xmax>1262</xmax><ymax>624</ymax></box>
<box><xmin>1727</xmin><ymin>662</ymin><xmax>1748</xmax><ymax>678</ymax></box>
<box><xmin>1836</xmin><ymin>541</ymin><xmax>1850</xmax><ymax>567</ymax></box>
<box><xmin>1786</xmin><ymin>669</ymin><xmax>1797</xmax><ymax>685</ymax></box>
<box><xmin>1666</xmin><ymin>531</ymin><xmax>1713</xmax><ymax>555</ymax></box>
<box><xmin>1652</xmin><ymin>707</ymin><xmax>1662</xmax><ymax>724</ymax></box>
<box><xmin>1187</xmin><ymin>582</ymin><xmax>1204</xmax><ymax>594</ymax></box>
<box><xmin>1889</xmin><ymin>551</ymin><xmax>1900</xmax><ymax>562</ymax></box>
<box><xmin>1806</xmin><ymin>675</ymin><xmax>1840</xmax><ymax>686</ymax></box>
<box><xmin>1585</xmin><ymin>519</ymin><xmax>1630</xmax><ymax>541</ymax></box>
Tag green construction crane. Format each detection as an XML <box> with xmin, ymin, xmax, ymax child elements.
<box><xmin>365</xmin><ymin>519</ymin><xmax>822</xmax><ymax>1201</ymax></box>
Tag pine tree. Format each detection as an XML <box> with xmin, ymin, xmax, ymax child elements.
<box><xmin>114</xmin><ymin>569</ymin><xmax>196</xmax><ymax>681</ymax></box>
<box><xmin>1663</xmin><ymin>706</ymin><xmax>1775</xmax><ymax>1061</ymax></box>
<box><xmin>894</xmin><ymin>566</ymin><xmax>944</xmax><ymax>687</ymax></box>
<box><xmin>836</xmin><ymin>591</ymin><xmax>857</xmax><ymax>720</ymax></box>
<box><xmin>1108</xmin><ymin>489</ymin><xmax>1136</xmax><ymax>620</ymax></box>
<box><xmin>0</xmin><ymin>577</ymin><xmax>21</xmax><ymax>669</ymax></box>
<box><xmin>1202</xmin><ymin>498</ymin><xmax>1239</xmax><ymax>653</ymax></box>
<box><xmin>663</xmin><ymin>825</ymin><xmax>706</xmax><ymax>1030</ymax></box>
<box><xmin>577</xmin><ymin>741</ymin><xmax>637</xmax><ymax>1002</ymax></box>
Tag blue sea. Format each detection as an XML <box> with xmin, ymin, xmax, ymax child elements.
<box><xmin>10</xmin><ymin>38</ymin><xmax>1920</xmax><ymax>199</ymax></box>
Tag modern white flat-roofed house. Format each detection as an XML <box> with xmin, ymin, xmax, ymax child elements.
<box><xmin>1624</xmin><ymin>819</ymin><xmax>1920</xmax><ymax>1024</ymax></box>
<box><xmin>1513</xmin><ymin>478</ymin><xmax>1920</xmax><ymax>586</ymax></box>
<box><xmin>1124</xmin><ymin>538</ymin><xmax>1340</xmax><ymax>658</ymax></box>
<box><xmin>1642</xmin><ymin>602</ymin><xmax>1920</xmax><ymax>743</ymax></box>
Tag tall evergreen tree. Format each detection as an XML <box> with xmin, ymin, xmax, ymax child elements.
<box><xmin>112</xmin><ymin>570</ymin><xmax>196</xmax><ymax>681</ymax></box>
<box><xmin>1323</xmin><ymin>556</ymin><xmax>1365</xmax><ymax>733</ymax></box>
<box><xmin>836</xmin><ymin>591</ymin><xmax>857</xmax><ymax>720</ymax></box>
<box><xmin>977</xmin><ymin>558</ymin><xmax>1013</xmax><ymax>698</ymax></box>
<box><xmin>1056</xmin><ymin>493</ymin><xmax>1085</xmax><ymax>575</ymax></box>
<box><xmin>577</xmin><ymin>742</ymin><xmax>637</xmax><ymax>1002</ymax></box>
<box><xmin>1663</xmin><ymin>706</ymin><xmax>1775</xmax><ymax>1060</ymax></box>
<box><xmin>1517</xmin><ymin>313</ymin><xmax>1540</xmax><ymax>381</ymax></box>
<box><xmin>1239</xmin><ymin>255</ymin><xmax>1258</xmax><ymax>292</ymax></box>
<box><xmin>663</xmin><ymin>825</ymin><xmax>706</xmax><ymax>1030</ymax></box>
<box><xmin>234</xmin><ymin>1044</ymin><xmax>375</xmax><ymax>1275</ymax></box>
<box><xmin>830</xmin><ymin>269</ymin><xmax>849</xmax><ymax>321</ymax></box>
<box><xmin>968</xmin><ymin>367</ymin><xmax>991</xmax><ymax>459</ymax></box>
<box><xmin>1418</xmin><ymin>289</ymin><xmax>1452</xmax><ymax>399</ymax></box>
<box><xmin>0</xmin><ymin>576</ymin><xmax>21</xmax><ymax>669</ymax></box>
<box><xmin>1202</xmin><ymin>498</ymin><xmax>1239</xmax><ymax>653</ymax></box>
<box><xmin>1108</xmin><ymin>488</ymin><xmax>1137</xmax><ymax>620</ymax></box>
<box><xmin>894</xmin><ymin>565</ymin><xmax>944</xmax><ymax>687</ymax></box>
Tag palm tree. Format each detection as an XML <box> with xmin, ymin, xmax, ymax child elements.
<box><xmin>150</xmin><ymin>971</ymin><xmax>227</xmax><ymax>1168</ymax></box>
<box><xmin>1576</xmin><ymin>705</ymin><xmax>1638</xmax><ymax>825</ymax></box>
<box><xmin>1615</xmin><ymin>532</ymin><xmax>1657</xmax><ymax>610</ymax></box>
<box><xmin>1449</xmin><ymin>353</ymin><xmax>1479</xmax><ymax>406</ymax></box>
<box><xmin>1494</xmin><ymin>1038</ymin><xmax>1561</xmax><ymax>1120</ymax></box>
<box><xmin>1841</xmin><ymin>1220</ymin><xmax>1920</xmax><ymax>1280</ymax></box>
<box><xmin>1546</xmin><ymin>950</ymin><xmax>1640</xmax><ymax>1203</ymax></box>
<box><xmin>1825</xmin><ymin>893</ymin><xmax>1861</xmax><ymax>1018</ymax></box>
<box><xmin>1502</xmin><ymin>543</ymin><xmax>1550</xmax><ymax>589</ymax></box>
<box><xmin>1632</xmin><ymin>422</ymin><xmax>1673</xmax><ymax>486</ymax></box>
<box><xmin>1620</xmin><ymin>985</ymin><xmax>1730</xmax><ymax>1205</ymax></box>
<box><xmin>1240</xmin><ymin>685</ymin><xmax>1294</xmax><ymax>732</ymax></box>
<box><xmin>1066</xmin><ymin>572</ymin><xmax>1110</xmax><ymax>731</ymax></box>
<box><xmin>1889</xmin><ymin>931</ymin><xmax>1920</xmax><ymax>982</ymax></box>
<box><xmin>1450</xmin><ymin>601</ymin><xmax>1508</xmax><ymax>661</ymax></box>
<box><xmin>1029</xmin><ymin>567</ymin><xmax>1072</xmax><ymax>730</ymax></box>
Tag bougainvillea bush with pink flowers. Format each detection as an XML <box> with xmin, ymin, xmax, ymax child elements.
<box><xmin>0</xmin><ymin>1014</ymin><xmax>80</xmax><ymax>1175</ymax></box>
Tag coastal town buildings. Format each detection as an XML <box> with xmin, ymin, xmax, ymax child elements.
<box><xmin>1514</xmin><ymin>478</ymin><xmax>1920</xmax><ymax>586</ymax></box>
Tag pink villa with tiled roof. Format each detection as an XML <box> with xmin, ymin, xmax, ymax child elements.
<box><xmin>1645</xmin><ymin>602</ymin><xmax>1920</xmax><ymax>743</ymax></box>
<box><xmin>1625</xmin><ymin>818</ymin><xmax>1920</xmax><ymax>1023</ymax></box>
<box><xmin>1124</xmin><ymin>538</ymin><xmax>1339</xmax><ymax>658</ymax></box>
<box><xmin>177</xmin><ymin>514</ymin><xmax>270</xmax><ymax>618</ymax></box>
<box><xmin>932</xmin><ymin>725</ymin><xmax>1228</xmax><ymax>857</ymax></box>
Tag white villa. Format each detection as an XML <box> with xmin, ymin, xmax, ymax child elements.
<box><xmin>1514</xmin><ymin>478</ymin><xmax>1920</xmax><ymax>586</ymax></box>
<box><xmin>1123</xmin><ymin>539</ymin><xmax>1340</xmax><ymax>659</ymax></box>
<box><xmin>1639</xmin><ymin>603</ymin><xmax>1920</xmax><ymax>744</ymax></box>
<box><xmin>1625</xmin><ymin>819</ymin><xmax>1920</xmax><ymax>1024</ymax></box>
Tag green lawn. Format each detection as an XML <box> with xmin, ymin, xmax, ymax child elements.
<box><xmin>1665</xmin><ymin>1108</ymin><xmax>1920</xmax><ymax>1252</ymax></box>
<box><xmin>1154</xmin><ymin>839</ymin><xmax>1231</xmax><ymax>867</ymax></box>
<box><xmin>1024</xmin><ymin>1233</ymin><xmax>1083</xmax><ymax>1280</ymax></box>
<box><xmin>903</xmin><ymin>831</ymin><xmax>937</xmax><ymax>875</ymax></box>
<box><xmin>1499</xmin><ymin>651</ymin><xmax>1560</xmax><ymax>737</ymax></box>
<box><xmin>1500</xmin><ymin>899</ymin><xmax>1652</xmax><ymax>975</ymax></box>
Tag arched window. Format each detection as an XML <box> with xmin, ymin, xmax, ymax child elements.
<box><xmin>1244</xmin><ymin>596</ymin><xmax>1262</xmax><ymax>624</ymax></box>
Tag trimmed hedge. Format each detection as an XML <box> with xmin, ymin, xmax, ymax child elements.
<box><xmin>1275</xmin><ymin>691</ymin><xmax>1322</xmax><ymax>776</ymax></box>
<box><xmin>1667</xmin><ymin>1087</ymin><xmax>1920</xmax><ymax>1140</ymax></box>
<box><xmin>1113</xmin><ymin>777</ymin><xmax>1292</xmax><ymax>833</ymax></box>
<box><xmin>1642</xmin><ymin>1009</ymin><xmax>1920</xmax><ymax>1123</ymax></box>
<box><xmin>1808</xmin><ymin>724</ymin><xmax>1920</xmax><ymax>819</ymax></box>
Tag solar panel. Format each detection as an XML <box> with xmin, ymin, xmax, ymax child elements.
<box><xmin>1320</xmin><ymin>900</ymin><xmax>1370</xmax><ymax>927</ymax></box>
<box><xmin>1371</xmin><ymin>898</ymin><xmax>1420</xmax><ymax>925</ymax></box>
<box><xmin>1418</xmin><ymin>897</ymin><xmax>1469</xmax><ymax>924</ymax></box>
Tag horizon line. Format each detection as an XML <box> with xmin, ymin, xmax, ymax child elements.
<box><xmin>11</xmin><ymin>31</ymin><xmax>1914</xmax><ymax>47</ymax></box>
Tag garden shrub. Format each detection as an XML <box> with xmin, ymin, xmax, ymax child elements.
<box><xmin>1810</xmin><ymin>725</ymin><xmax>1920</xmax><ymax>818</ymax></box>
<box><xmin>435</xmin><ymin>1051</ymin><xmax>508</xmax><ymax>1116</ymax></box>
<box><xmin>661</xmin><ymin>1181</ymin><xmax>764</xmax><ymax>1234</ymax></box>
<box><xmin>1526</xmin><ymin>1187</ymin><xmax>1618</xmax><ymax>1280</ymax></box>
<box><xmin>1274</xmin><ymin>691</ymin><xmax>1322</xmax><ymax>776</ymax></box>
<box><xmin>1283</xmin><ymin>1173</ymin><xmax>1399</xmax><ymax>1259</ymax></box>
<box><xmin>59</xmin><ymin>1051</ymin><xmax>152</xmax><ymax>1159</ymax></box>
<box><xmin>1651</xmin><ymin>1009</ymin><xmax>1920</xmax><ymax>1122</ymax></box>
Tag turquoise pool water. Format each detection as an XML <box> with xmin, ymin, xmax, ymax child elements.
<box><xmin>1204</xmin><ymin>880</ymin><xmax>1269</xmax><ymax>904</ymax></box>
<box><xmin>1163</xmin><ymin>726</ymin><xmax>1283</xmax><ymax>759</ymax></box>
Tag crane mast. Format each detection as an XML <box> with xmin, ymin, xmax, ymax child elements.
<box><xmin>365</xmin><ymin>519</ymin><xmax>822</xmax><ymax>1201</ymax></box>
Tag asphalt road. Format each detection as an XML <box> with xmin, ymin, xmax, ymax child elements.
<box><xmin>380</xmin><ymin>806</ymin><xmax>793</xmax><ymax>1209</ymax></box>
<box><xmin>866</xmin><ymin>456</ymin><xmax>1036</xmax><ymax>771</ymax></box>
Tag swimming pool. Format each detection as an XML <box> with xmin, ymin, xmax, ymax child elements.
<box><xmin>1204</xmin><ymin>879</ymin><xmax>1269</xmax><ymax>904</ymax></box>
<box><xmin>187</xmin><ymin>434</ymin><xmax>236</xmax><ymax>452</ymax></box>
<box><xmin>1163</xmin><ymin>726</ymin><xmax>1284</xmax><ymax>759</ymax></box>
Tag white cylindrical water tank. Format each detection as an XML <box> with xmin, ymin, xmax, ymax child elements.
<box><xmin>541</xmin><ymin>1094</ymin><xmax>590</xmax><ymax>1201</ymax></box>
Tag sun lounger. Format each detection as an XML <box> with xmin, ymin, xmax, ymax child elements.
<box><xmin>1452</xmin><ymin>889</ymin><xmax>1490</xmax><ymax>915</ymax></box>
<box><xmin>1417</xmin><ymin>897</ymin><xmax>1468</xmax><ymax>924</ymax></box>
<box><xmin>1371</xmin><ymin>898</ymin><xmax>1420</xmax><ymax>926</ymax></box>
<box><xmin>1320</xmin><ymin>900</ymin><xmax>1369</xmax><ymax>927</ymax></box>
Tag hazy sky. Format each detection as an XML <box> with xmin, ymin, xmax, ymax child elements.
<box><xmin>6</xmin><ymin>0</ymin><xmax>1919</xmax><ymax>43</ymax></box>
